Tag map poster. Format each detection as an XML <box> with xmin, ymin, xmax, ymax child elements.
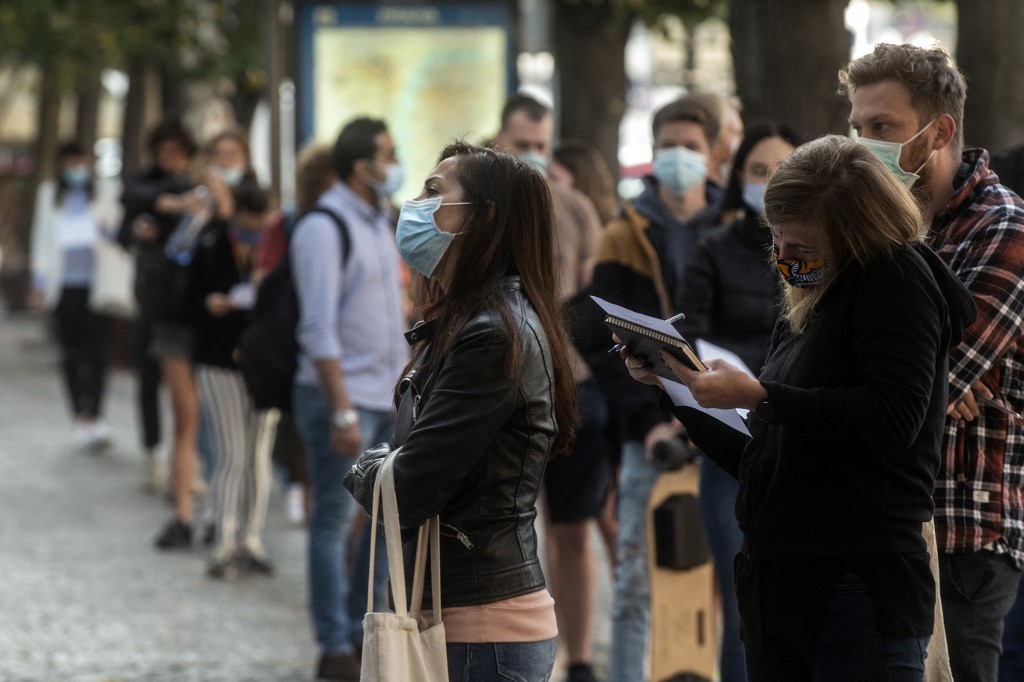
<box><xmin>297</xmin><ymin>2</ymin><xmax>515</xmax><ymax>201</ymax></box>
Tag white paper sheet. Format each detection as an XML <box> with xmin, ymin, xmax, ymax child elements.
<box><xmin>659</xmin><ymin>378</ymin><xmax>751</xmax><ymax>436</ymax></box>
<box><xmin>694</xmin><ymin>339</ymin><xmax>756</xmax><ymax>419</ymax></box>
<box><xmin>228</xmin><ymin>282</ymin><xmax>255</xmax><ymax>310</ymax></box>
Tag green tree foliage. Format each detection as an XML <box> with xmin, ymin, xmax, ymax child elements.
<box><xmin>0</xmin><ymin>0</ymin><xmax>264</xmax><ymax>117</ymax></box>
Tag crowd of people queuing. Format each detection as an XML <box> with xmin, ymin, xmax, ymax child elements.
<box><xmin>27</xmin><ymin>40</ymin><xmax>1024</xmax><ymax>682</ymax></box>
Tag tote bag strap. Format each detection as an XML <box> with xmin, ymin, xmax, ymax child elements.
<box><xmin>367</xmin><ymin>449</ymin><xmax>409</xmax><ymax>616</ymax></box>
<box><xmin>367</xmin><ymin>449</ymin><xmax>441</xmax><ymax>622</ymax></box>
<box><xmin>409</xmin><ymin>516</ymin><xmax>442</xmax><ymax>626</ymax></box>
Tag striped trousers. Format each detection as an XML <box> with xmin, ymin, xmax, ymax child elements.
<box><xmin>196</xmin><ymin>364</ymin><xmax>280</xmax><ymax>560</ymax></box>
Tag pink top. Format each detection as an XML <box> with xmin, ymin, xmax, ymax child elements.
<box><xmin>426</xmin><ymin>589</ymin><xmax>557</xmax><ymax>643</ymax></box>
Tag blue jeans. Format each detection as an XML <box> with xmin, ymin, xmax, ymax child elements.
<box><xmin>197</xmin><ymin>405</ymin><xmax>216</xmax><ymax>482</ymax></box>
<box><xmin>446</xmin><ymin>638</ymin><xmax>556</xmax><ymax>682</ymax></box>
<box><xmin>346</xmin><ymin>407</ymin><xmax>395</xmax><ymax>647</ymax></box>
<box><xmin>746</xmin><ymin>574</ymin><xmax>929</xmax><ymax>681</ymax></box>
<box><xmin>293</xmin><ymin>383</ymin><xmax>359</xmax><ymax>656</ymax></box>
<box><xmin>610</xmin><ymin>440</ymin><xmax>659</xmax><ymax>681</ymax></box>
<box><xmin>699</xmin><ymin>457</ymin><xmax>746</xmax><ymax>682</ymax></box>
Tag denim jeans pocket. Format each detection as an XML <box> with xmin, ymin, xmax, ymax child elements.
<box><xmin>494</xmin><ymin>638</ymin><xmax>557</xmax><ymax>682</ymax></box>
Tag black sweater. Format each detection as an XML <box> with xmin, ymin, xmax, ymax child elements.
<box><xmin>670</xmin><ymin>243</ymin><xmax>976</xmax><ymax>644</ymax></box>
<box><xmin>182</xmin><ymin>223</ymin><xmax>250</xmax><ymax>368</ymax></box>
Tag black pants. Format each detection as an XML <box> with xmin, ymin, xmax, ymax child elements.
<box><xmin>54</xmin><ymin>287</ymin><xmax>113</xmax><ymax>419</ymax></box>
<box><xmin>133</xmin><ymin>312</ymin><xmax>162</xmax><ymax>448</ymax></box>
<box><xmin>940</xmin><ymin>551</ymin><xmax>1021</xmax><ymax>682</ymax></box>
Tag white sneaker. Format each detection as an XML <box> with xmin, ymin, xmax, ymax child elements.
<box><xmin>286</xmin><ymin>483</ymin><xmax>305</xmax><ymax>525</ymax></box>
<box><xmin>87</xmin><ymin>421</ymin><xmax>113</xmax><ymax>452</ymax></box>
<box><xmin>144</xmin><ymin>450</ymin><xmax>169</xmax><ymax>496</ymax></box>
<box><xmin>73</xmin><ymin>423</ymin><xmax>92</xmax><ymax>451</ymax></box>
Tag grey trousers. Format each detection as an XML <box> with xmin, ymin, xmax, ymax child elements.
<box><xmin>939</xmin><ymin>550</ymin><xmax>1021</xmax><ymax>682</ymax></box>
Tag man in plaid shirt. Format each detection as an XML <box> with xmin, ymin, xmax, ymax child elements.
<box><xmin>840</xmin><ymin>43</ymin><xmax>1024</xmax><ymax>682</ymax></box>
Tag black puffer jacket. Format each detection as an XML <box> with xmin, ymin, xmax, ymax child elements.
<box><xmin>345</xmin><ymin>277</ymin><xmax>556</xmax><ymax>607</ymax></box>
<box><xmin>678</xmin><ymin>211</ymin><xmax>783</xmax><ymax>373</ymax></box>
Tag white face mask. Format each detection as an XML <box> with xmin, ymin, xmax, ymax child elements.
<box><xmin>368</xmin><ymin>162</ymin><xmax>404</xmax><ymax>200</ymax></box>
<box><xmin>742</xmin><ymin>182</ymin><xmax>767</xmax><ymax>215</ymax></box>
<box><xmin>518</xmin><ymin>151</ymin><xmax>549</xmax><ymax>175</ymax></box>
<box><xmin>855</xmin><ymin>119</ymin><xmax>936</xmax><ymax>188</ymax></box>
<box><xmin>653</xmin><ymin>147</ymin><xmax>708</xmax><ymax>196</ymax></box>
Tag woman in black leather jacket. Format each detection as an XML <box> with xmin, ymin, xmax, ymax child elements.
<box><xmin>344</xmin><ymin>142</ymin><xmax>579</xmax><ymax>682</ymax></box>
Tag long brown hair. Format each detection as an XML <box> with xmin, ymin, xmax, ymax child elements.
<box><xmin>404</xmin><ymin>141</ymin><xmax>579</xmax><ymax>455</ymax></box>
<box><xmin>764</xmin><ymin>134</ymin><xmax>925</xmax><ymax>331</ymax></box>
<box><xmin>552</xmin><ymin>140</ymin><xmax>618</xmax><ymax>224</ymax></box>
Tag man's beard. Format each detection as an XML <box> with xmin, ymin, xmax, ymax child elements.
<box><xmin>904</xmin><ymin>137</ymin><xmax>936</xmax><ymax>218</ymax></box>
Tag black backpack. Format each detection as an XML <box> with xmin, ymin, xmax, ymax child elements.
<box><xmin>237</xmin><ymin>207</ymin><xmax>351</xmax><ymax>412</ymax></box>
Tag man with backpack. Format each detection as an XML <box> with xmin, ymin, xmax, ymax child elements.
<box><xmin>290</xmin><ymin>117</ymin><xmax>409</xmax><ymax>681</ymax></box>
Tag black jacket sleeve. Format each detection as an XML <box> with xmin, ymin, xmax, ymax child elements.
<box><xmin>585</xmin><ymin>261</ymin><xmax>673</xmax><ymax>441</ymax></box>
<box><xmin>347</xmin><ymin>321</ymin><xmax>520</xmax><ymax>530</ymax></box>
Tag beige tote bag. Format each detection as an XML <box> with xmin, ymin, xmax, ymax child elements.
<box><xmin>89</xmin><ymin>239</ymin><xmax>136</xmax><ymax>319</ymax></box>
<box><xmin>923</xmin><ymin>519</ymin><xmax>955</xmax><ymax>682</ymax></box>
<box><xmin>361</xmin><ymin>449</ymin><xmax>448</xmax><ymax>682</ymax></box>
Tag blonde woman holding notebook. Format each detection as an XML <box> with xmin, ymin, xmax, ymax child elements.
<box><xmin>622</xmin><ymin>135</ymin><xmax>975</xmax><ymax>682</ymax></box>
<box><xmin>344</xmin><ymin>142</ymin><xmax>579</xmax><ymax>682</ymax></box>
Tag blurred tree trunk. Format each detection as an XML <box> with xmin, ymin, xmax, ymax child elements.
<box><xmin>955</xmin><ymin>0</ymin><xmax>1024</xmax><ymax>152</ymax></box>
<box><xmin>553</xmin><ymin>0</ymin><xmax>632</xmax><ymax>178</ymax></box>
<box><xmin>121</xmin><ymin>59</ymin><xmax>164</xmax><ymax>179</ymax></box>
<box><xmin>729</xmin><ymin>0</ymin><xmax>851</xmax><ymax>140</ymax></box>
<box><xmin>121</xmin><ymin>58</ymin><xmax>149</xmax><ymax>180</ymax></box>
<box><xmin>75</xmin><ymin>60</ymin><xmax>103</xmax><ymax>153</ymax></box>
<box><xmin>11</xmin><ymin>61</ymin><xmax>64</xmax><ymax>311</ymax></box>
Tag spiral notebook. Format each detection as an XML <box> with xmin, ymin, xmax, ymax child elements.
<box><xmin>591</xmin><ymin>296</ymin><xmax>707</xmax><ymax>381</ymax></box>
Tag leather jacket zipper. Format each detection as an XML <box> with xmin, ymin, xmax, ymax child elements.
<box><xmin>440</xmin><ymin>522</ymin><xmax>474</xmax><ymax>549</ymax></box>
<box><xmin>411</xmin><ymin>371</ymin><xmax>433</xmax><ymax>423</ymax></box>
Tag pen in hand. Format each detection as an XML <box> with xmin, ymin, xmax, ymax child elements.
<box><xmin>608</xmin><ymin>343</ymin><xmax>625</xmax><ymax>354</ymax></box>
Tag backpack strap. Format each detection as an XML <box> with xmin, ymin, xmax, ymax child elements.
<box><xmin>295</xmin><ymin>206</ymin><xmax>352</xmax><ymax>266</ymax></box>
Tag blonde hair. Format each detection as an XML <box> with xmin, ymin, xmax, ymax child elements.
<box><xmin>764</xmin><ymin>134</ymin><xmax>925</xmax><ymax>331</ymax></box>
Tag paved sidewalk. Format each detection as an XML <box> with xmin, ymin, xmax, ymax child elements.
<box><xmin>0</xmin><ymin>313</ymin><xmax>612</xmax><ymax>681</ymax></box>
<box><xmin>0</xmin><ymin>314</ymin><xmax>315</xmax><ymax>680</ymax></box>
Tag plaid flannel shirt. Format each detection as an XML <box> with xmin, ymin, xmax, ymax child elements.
<box><xmin>928</xmin><ymin>149</ymin><xmax>1024</xmax><ymax>569</ymax></box>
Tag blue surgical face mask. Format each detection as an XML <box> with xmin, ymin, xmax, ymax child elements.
<box><xmin>396</xmin><ymin>196</ymin><xmax>472</xmax><ymax>277</ymax></box>
<box><xmin>518</xmin><ymin>151</ymin><xmax>549</xmax><ymax>175</ymax></box>
<box><xmin>369</xmin><ymin>162</ymin><xmax>405</xmax><ymax>200</ymax></box>
<box><xmin>653</xmin><ymin>146</ymin><xmax>707</xmax><ymax>195</ymax></box>
<box><xmin>62</xmin><ymin>166</ymin><xmax>90</xmax><ymax>187</ymax></box>
<box><xmin>214</xmin><ymin>165</ymin><xmax>246</xmax><ymax>187</ymax></box>
<box><xmin>742</xmin><ymin>182</ymin><xmax>767</xmax><ymax>215</ymax></box>
<box><xmin>855</xmin><ymin>119</ymin><xmax>936</xmax><ymax>188</ymax></box>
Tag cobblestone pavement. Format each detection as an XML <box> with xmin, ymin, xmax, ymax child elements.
<box><xmin>0</xmin><ymin>314</ymin><xmax>611</xmax><ymax>681</ymax></box>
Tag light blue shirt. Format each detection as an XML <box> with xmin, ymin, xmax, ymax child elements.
<box><xmin>291</xmin><ymin>181</ymin><xmax>409</xmax><ymax>411</ymax></box>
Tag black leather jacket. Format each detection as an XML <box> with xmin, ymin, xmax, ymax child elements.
<box><xmin>344</xmin><ymin>277</ymin><xmax>556</xmax><ymax>608</ymax></box>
